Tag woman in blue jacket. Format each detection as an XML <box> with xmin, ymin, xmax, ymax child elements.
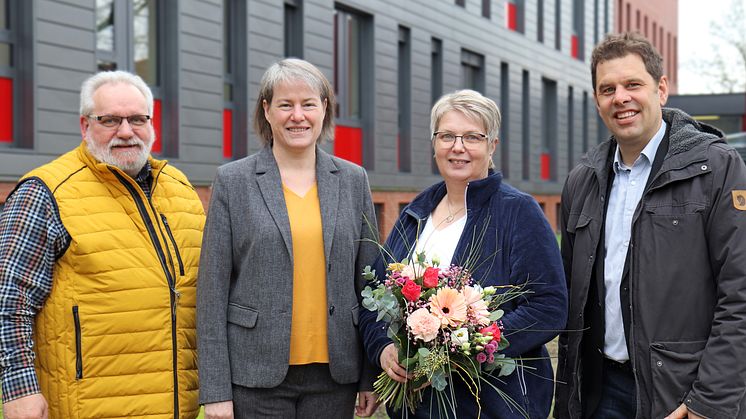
<box><xmin>359</xmin><ymin>89</ymin><xmax>567</xmax><ymax>418</ymax></box>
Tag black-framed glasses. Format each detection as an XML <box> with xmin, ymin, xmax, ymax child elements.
<box><xmin>433</xmin><ymin>131</ymin><xmax>488</xmax><ymax>148</ymax></box>
<box><xmin>88</xmin><ymin>114</ymin><xmax>151</xmax><ymax>129</ymax></box>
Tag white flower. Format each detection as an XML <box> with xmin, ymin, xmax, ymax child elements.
<box><xmin>483</xmin><ymin>286</ymin><xmax>496</xmax><ymax>295</ymax></box>
<box><xmin>451</xmin><ymin>328</ymin><xmax>469</xmax><ymax>346</ymax></box>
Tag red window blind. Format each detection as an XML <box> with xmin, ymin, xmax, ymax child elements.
<box><xmin>223</xmin><ymin>108</ymin><xmax>233</xmax><ymax>159</ymax></box>
<box><xmin>0</xmin><ymin>77</ymin><xmax>12</xmax><ymax>143</ymax></box>
<box><xmin>334</xmin><ymin>125</ymin><xmax>363</xmax><ymax>165</ymax></box>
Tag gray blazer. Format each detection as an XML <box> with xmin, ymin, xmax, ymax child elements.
<box><xmin>196</xmin><ymin>146</ymin><xmax>379</xmax><ymax>404</ymax></box>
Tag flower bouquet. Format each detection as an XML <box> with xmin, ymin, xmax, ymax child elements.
<box><xmin>361</xmin><ymin>251</ymin><xmax>528</xmax><ymax>417</ymax></box>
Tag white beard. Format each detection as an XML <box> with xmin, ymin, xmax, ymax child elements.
<box><xmin>85</xmin><ymin>128</ymin><xmax>155</xmax><ymax>177</ymax></box>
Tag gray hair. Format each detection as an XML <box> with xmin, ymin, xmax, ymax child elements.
<box><xmin>253</xmin><ymin>58</ymin><xmax>335</xmax><ymax>146</ymax></box>
<box><xmin>430</xmin><ymin>89</ymin><xmax>501</xmax><ymax>142</ymax></box>
<box><xmin>79</xmin><ymin>71</ymin><xmax>154</xmax><ymax>116</ymax></box>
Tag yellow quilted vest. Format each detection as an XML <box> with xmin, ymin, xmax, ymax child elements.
<box><xmin>21</xmin><ymin>143</ymin><xmax>205</xmax><ymax>419</ymax></box>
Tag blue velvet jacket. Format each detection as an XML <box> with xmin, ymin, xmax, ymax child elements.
<box><xmin>359</xmin><ymin>172</ymin><xmax>568</xmax><ymax>418</ymax></box>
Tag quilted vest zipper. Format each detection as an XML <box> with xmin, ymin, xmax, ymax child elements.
<box><xmin>160</xmin><ymin>214</ymin><xmax>185</xmax><ymax>276</ymax></box>
<box><xmin>73</xmin><ymin>305</ymin><xmax>82</xmax><ymax>379</ymax></box>
<box><xmin>113</xmin><ymin>170</ymin><xmax>180</xmax><ymax>418</ymax></box>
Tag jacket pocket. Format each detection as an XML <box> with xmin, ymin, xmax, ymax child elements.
<box><xmin>565</xmin><ymin>212</ymin><xmax>592</xmax><ymax>234</ymax></box>
<box><xmin>160</xmin><ymin>214</ymin><xmax>184</xmax><ymax>276</ymax></box>
<box><xmin>351</xmin><ymin>304</ymin><xmax>359</xmax><ymax>326</ymax></box>
<box><xmin>650</xmin><ymin>340</ymin><xmax>707</xmax><ymax>418</ymax></box>
<box><xmin>227</xmin><ymin>303</ymin><xmax>258</xmax><ymax>329</ymax></box>
<box><xmin>72</xmin><ymin>305</ymin><xmax>83</xmax><ymax>379</ymax></box>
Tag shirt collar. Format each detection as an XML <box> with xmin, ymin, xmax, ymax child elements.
<box><xmin>613</xmin><ymin>120</ymin><xmax>667</xmax><ymax>174</ymax></box>
<box><xmin>135</xmin><ymin>161</ymin><xmax>152</xmax><ymax>183</ymax></box>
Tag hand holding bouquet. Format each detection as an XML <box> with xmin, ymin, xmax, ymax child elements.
<box><xmin>361</xmin><ymin>252</ymin><xmax>527</xmax><ymax>417</ymax></box>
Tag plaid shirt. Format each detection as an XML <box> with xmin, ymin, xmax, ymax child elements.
<box><xmin>0</xmin><ymin>164</ymin><xmax>152</xmax><ymax>403</ymax></box>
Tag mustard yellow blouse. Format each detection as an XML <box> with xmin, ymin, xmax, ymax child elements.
<box><xmin>283</xmin><ymin>183</ymin><xmax>329</xmax><ymax>364</ymax></box>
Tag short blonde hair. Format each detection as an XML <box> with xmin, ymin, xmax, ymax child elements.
<box><xmin>253</xmin><ymin>58</ymin><xmax>336</xmax><ymax>146</ymax></box>
<box><xmin>430</xmin><ymin>89</ymin><xmax>501</xmax><ymax>141</ymax></box>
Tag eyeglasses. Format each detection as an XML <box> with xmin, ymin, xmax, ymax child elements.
<box><xmin>88</xmin><ymin>114</ymin><xmax>151</xmax><ymax>129</ymax></box>
<box><xmin>433</xmin><ymin>131</ymin><xmax>488</xmax><ymax>148</ymax></box>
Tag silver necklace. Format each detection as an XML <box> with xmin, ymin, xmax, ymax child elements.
<box><xmin>444</xmin><ymin>198</ymin><xmax>464</xmax><ymax>223</ymax></box>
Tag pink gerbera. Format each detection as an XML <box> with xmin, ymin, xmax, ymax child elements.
<box><xmin>429</xmin><ymin>288</ymin><xmax>467</xmax><ymax>327</ymax></box>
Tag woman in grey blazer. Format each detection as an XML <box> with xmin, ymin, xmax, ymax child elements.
<box><xmin>197</xmin><ymin>59</ymin><xmax>380</xmax><ymax>419</ymax></box>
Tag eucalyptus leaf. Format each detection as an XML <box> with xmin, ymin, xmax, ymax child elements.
<box><xmin>498</xmin><ymin>357</ymin><xmax>516</xmax><ymax>377</ymax></box>
<box><xmin>431</xmin><ymin>369</ymin><xmax>448</xmax><ymax>391</ymax></box>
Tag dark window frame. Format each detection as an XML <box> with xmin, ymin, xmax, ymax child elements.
<box><xmin>223</xmin><ymin>0</ymin><xmax>248</xmax><ymax>160</ymax></box>
<box><xmin>0</xmin><ymin>0</ymin><xmax>33</xmax><ymax>149</ymax></box>
<box><xmin>94</xmin><ymin>0</ymin><xmax>179</xmax><ymax>157</ymax></box>
<box><xmin>284</xmin><ymin>0</ymin><xmax>303</xmax><ymax>58</ymax></box>
<box><xmin>397</xmin><ymin>25</ymin><xmax>411</xmax><ymax>173</ymax></box>
<box><xmin>460</xmin><ymin>48</ymin><xmax>485</xmax><ymax>93</ymax></box>
<box><xmin>333</xmin><ymin>5</ymin><xmax>375</xmax><ymax>169</ymax></box>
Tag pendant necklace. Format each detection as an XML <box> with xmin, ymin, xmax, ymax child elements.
<box><xmin>445</xmin><ymin>198</ymin><xmax>464</xmax><ymax>224</ymax></box>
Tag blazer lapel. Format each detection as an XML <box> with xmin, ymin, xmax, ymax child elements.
<box><xmin>254</xmin><ymin>147</ymin><xmax>294</xmax><ymax>263</ymax></box>
<box><xmin>315</xmin><ymin>148</ymin><xmax>339</xmax><ymax>267</ymax></box>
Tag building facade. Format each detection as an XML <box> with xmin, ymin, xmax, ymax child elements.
<box><xmin>1</xmin><ymin>0</ymin><xmax>669</xmax><ymax>236</ymax></box>
<box><xmin>617</xmin><ymin>0</ymin><xmax>678</xmax><ymax>93</ymax></box>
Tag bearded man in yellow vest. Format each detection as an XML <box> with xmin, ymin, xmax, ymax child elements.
<box><xmin>0</xmin><ymin>71</ymin><xmax>205</xmax><ymax>419</ymax></box>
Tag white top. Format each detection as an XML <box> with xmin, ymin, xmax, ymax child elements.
<box><xmin>414</xmin><ymin>213</ymin><xmax>467</xmax><ymax>268</ymax></box>
<box><xmin>603</xmin><ymin>120</ymin><xmax>667</xmax><ymax>361</ymax></box>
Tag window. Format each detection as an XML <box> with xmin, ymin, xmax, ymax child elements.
<box><xmin>0</xmin><ymin>0</ymin><xmax>32</xmax><ymax>147</ymax></box>
<box><xmin>616</xmin><ymin>0</ymin><xmax>622</xmax><ymax>32</ymax></box>
<box><xmin>652</xmin><ymin>21</ymin><xmax>657</xmax><ymax>46</ymax></box>
<box><xmin>538</xmin><ymin>0</ymin><xmax>544</xmax><ymax>42</ymax></box>
<box><xmin>455</xmin><ymin>0</ymin><xmax>465</xmax><ymax>7</ymax></box>
<box><xmin>541</xmin><ymin>78</ymin><xmax>557</xmax><ymax>181</ymax></box>
<box><xmin>582</xmin><ymin>91</ymin><xmax>589</xmax><ymax>153</ymax></box>
<box><xmin>431</xmin><ymin>38</ymin><xmax>443</xmax><ymax>105</ymax></box>
<box><xmin>593</xmin><ymin>0</ymin><xmax>598</xmax><ymax>44</ymax></box>
<box><xmin>397</xmin><ymin>26</ymin><xmax>411</xmax><ymax>173</ymax></box>
<box><xmin>636</xmin><ymin>9</ymin><xmax>640</xmax><ymax>30</ymax></box>
<box><xmin>333</xmin><ymin>6</ymin><xmax>374</xmax><ymax>168</ymax></box>
<box><xmin>567</xmin><ymin>86</ymin><xmax>575</xmax><ymax>169</ymax></box>
<box><xmin>597</xmin><ymin>113</ymin><xmax>608</xmax><ymax>144</ymax></box>
<box><xmin>644</xmin><ymin>15</ymin><xmax>648</xmax><ymax>36</ymax></box>
<box><xmin>572</xmin><ymin>0</ymin><xmax>585</xmax><ymax>60</ymax></box>
<box><xmin>625</xmin><ymin>2</ymin><xmax>631</xmax><ymax>31</ymax></box>
<box><xmin>431</xmin><ymin>38</ymin><xmax>443</xmax><ymax>174</ymax></box>
<box><xmin>482</xmin><ymin>0</ymin><xmax>491</xmax><ymax>18</ymax></box>
<box><xmin>460</xmin><ymin>49</ymin><xmax>485</xmax><ymax>93</ymax></box>
<box><xmin>95</xmin><ymin>0</ymin><xmax>178</xmax><ymax>156</ymax></box>
<box><xmin>223</xmin><ymin>0</ymin><xmax>248</xmax><ymax>160</ymax></box>
<box><xmin>521</xmin><ymin>70</ymin><xmax>530</xmax><ymax>180</ymax></box>
<box><xmin>500</xmin><ymin>62</ymin><xmax>510</xmax><ymax>178</ymax></box>
<box><xmin>284</xmin><ymin>0</ymin><xmax>303</xmax><ymax>58</ymax></box>
<box><xmin>506</xmin><ymin>0</ymin><xmax>524</xmax><ymax>33</ymax></box>
<box><xmin>555</xmin><ymin>0</ymin><xmax>562</xmax><ymax>50</ymax></box>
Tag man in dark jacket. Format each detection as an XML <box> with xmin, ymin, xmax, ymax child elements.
<box><xmin>554</xmin><ymin>32</ymin><xmax>746</xmax><ymax>419</ymax></box>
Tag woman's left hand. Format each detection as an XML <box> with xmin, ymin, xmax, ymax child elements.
<box><xmin>355</xmin><ymin>391</ymin><xmax>380</xmax><ymax>417</ymax></box>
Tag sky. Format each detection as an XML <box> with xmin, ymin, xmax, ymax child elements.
<box><xmin>677</xmin><ymin>0</ymin><xmax>746</xmax><ymax>94</ymax></box>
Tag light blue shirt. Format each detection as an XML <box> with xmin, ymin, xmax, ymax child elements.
<box><xmin>603</xmin><ymin>120</ymin><xmax>667</xmax><ymax>361</ymax></box>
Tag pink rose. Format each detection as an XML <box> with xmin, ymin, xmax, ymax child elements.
<box><xmin>422</xmin><ymin>267</ymin><xmax>440</xmax><ymax>288</ymax></box>
<box><xmin>480</xmin><ymin>323</ymin><xmax>501</xmax><ymax>343</ymax></box>
<box><xmin>407</xmin><ymin>308</ymin><xmax>440</xmax><ymax>342</ymax></box>
<box><xmin>476</xmin><ymin>352</ymin><xmax>487</xmax><ymax>363</ymax></box>
<box><xmin>401</xmin><ymin>279</ymin><xmax>421</xmax><ymax>302</ymax></box>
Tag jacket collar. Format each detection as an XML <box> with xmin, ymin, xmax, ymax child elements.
<box><xmin>580</xmin><ymin>108</ymin><xmax>724</xmax><ymax>186</ymax></box>
<box><xmin>406</xmin><ymin>170</ymin><xmax>503</xmax><ymax>220</ymax></box>
<box><xmin>254</xmin><ymin>145</ymin><xmax>340</xmax><ymax>264</ymax></box>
